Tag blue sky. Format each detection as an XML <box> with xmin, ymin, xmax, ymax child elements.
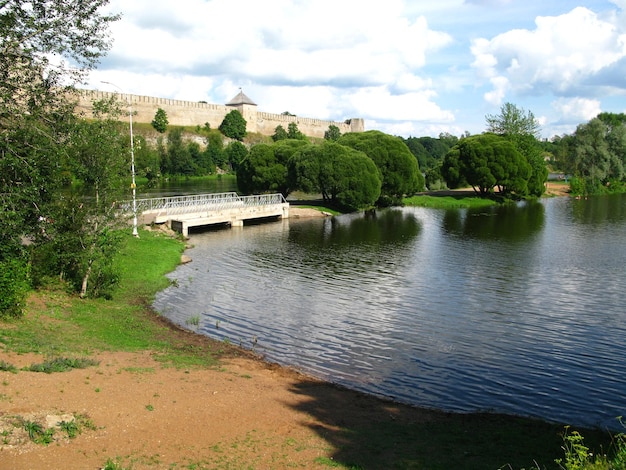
<box><xmin>88</xmin><ymin>0</ymin><xmax>626</xmax><ymax>139</ymax></box>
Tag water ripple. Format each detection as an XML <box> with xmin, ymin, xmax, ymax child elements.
<box><xmin>154</xmin><ymin>198</ymin><xmax>626</xmax><ymax>430</ymax></box>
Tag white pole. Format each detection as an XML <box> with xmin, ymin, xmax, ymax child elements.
<box><xmin>101</xmin><ymin>81</ymin><xmax>139</xmax><ymax>237</ymax></box>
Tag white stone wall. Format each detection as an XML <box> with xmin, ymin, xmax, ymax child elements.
<box><xmin>76</xmin><ymin>90</ymin><xmax>364</xmax><ymax>138</ymax></box>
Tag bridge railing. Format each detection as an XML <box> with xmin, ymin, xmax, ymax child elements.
<box><xmin>120</xmin><ymin>192</ymin><xmax>287</xmax><ymax>216</ymax></box>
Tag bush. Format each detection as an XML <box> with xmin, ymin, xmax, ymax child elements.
<box><xmin>0</xmin><ymin>258</ymin><xmax>30</xmax><ymax>319</ymax></box>
<box><xmin>556</xmin><ymin>425</ymin><xmax>626</xmax><ymax>470</ymax></box>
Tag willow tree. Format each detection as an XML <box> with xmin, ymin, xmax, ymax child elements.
<box><xmin>442</xmin><ymin>134</ymin><xmax>531</xmax><ymax>196</ymax></box>
<box><xmin>338</xmin><ymin>130</ymin><xmax>424</xmax><ymax>205</ymax></box>
<box><xmin>485</xmin><ymin>103</ymin><xmax>547</xmax><ymax>196</ymax></box>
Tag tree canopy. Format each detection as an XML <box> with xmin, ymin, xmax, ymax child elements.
<box><xmin>1</xmin><ymin>0</ymin><xmax>120</xmax><ymax>317</ymax></box>
<box><xmin>338</xmin><ymin>130</ymin><xmax>424</xmax><ymax>204</ymax></box>
<box><xmin>151</xmin><ymin>108</ymin><xmax>169</xmax><ymax>133</ymax></box>
<box><xmin>219</xmin><ymin>109</ymin><xmax>247</xmax><ymax>141</ymax></box>
<box><xmin>485</xmin><ymin>102</ymin><xmax>541</xmax><ymax>139</ymax></box>
<box><xmin>442</xmin><ymin>134</ymin><xmax>531</xmax><ymax>196</ymax></box>
<box><xmin>289</xmin><ymin>141</ymin><xmax>381</xmax><ymax>211</ymax></box>
<box><xmin>237</xmin><ymin>140</ymin><xmax>308</xmax><ymax>197</ymax></box>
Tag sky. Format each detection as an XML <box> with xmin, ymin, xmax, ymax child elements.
<box><xmin>86</xmin><ymin>0</ymin><xmax>626</xmax><ymax>139</ymax></box>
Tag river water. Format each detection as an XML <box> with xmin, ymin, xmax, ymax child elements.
<box><xmin>153</xmin><ymin>194</ymin><xmax>626</xmax><ymax>429</ymax></box>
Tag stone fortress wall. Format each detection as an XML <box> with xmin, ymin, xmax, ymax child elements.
<box><xmin>76</xmin><ymin>90</ymin><xmax>365</xmax><ymax>139</ymax></box>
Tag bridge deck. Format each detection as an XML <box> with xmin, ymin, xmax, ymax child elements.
<box><xmin>122</xmin><ymin>192</ymin><xmax>289</xmax><ymax>236</ymax></box>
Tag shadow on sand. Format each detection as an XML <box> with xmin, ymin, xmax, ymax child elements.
<box><xmin>286</xmin><ymin>377</ymin><xmax>610</xmax><ymax>470</ymax></box>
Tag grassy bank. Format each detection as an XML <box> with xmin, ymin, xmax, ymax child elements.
<box><xmin>0</xmin><ymin>229</ymin><xmax>231</xmax><ymax>367</ymax></box>
<box><xmin>404</xmin><ymin>193</ymin><xmax>499</xmax><ymax>209</ymax></box>
<box><xmin>0</xmin><ymin>227</ymin><xmax>621</xmax><ymax>469</ymax></box>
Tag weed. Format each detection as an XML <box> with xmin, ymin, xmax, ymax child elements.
<box><xmin>145</xmin><ymin>404</ymin><xmax>154</xmax><ymax>411</ymax></box>
<box><xmin>102</xmin><ymin>457</ymin><xmax>129</xmax><ymax>470</ymax></box>
<box><xmin>185</xmin><ymin>314</ymin><xmax>200</xmax><ymax>327</ymax></box>
<box><xmin>27</xmin><ymin>356</ymin><xmax>100</xmax><ymax>373</ymax></box>
<box><xmin>555</xmin><ymin>423</ymin><xmax>626</xmax><ymax>470</ymax></box>
<box><xmin>23</xmin><ymin>419</ymin><xmax>55</xmax><ymax>445</ymax></box>
<box><xmin>75</xmin><ymin>413</ymin><xmax>97</xmax><ymax>431</ymax></box>
<box><xmin>59</xmin><ymin>420</ymin><xmax>80</xmax><ymax>439</ymax></box>
<box><xmin>0</xmin><ymin>361</ymin><xmax>18</xmax><ymax>373</ymax></box>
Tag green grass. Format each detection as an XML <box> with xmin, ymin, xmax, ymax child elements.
<box><xmin>403</xmin><ymin>194</ymin><xmax>498</xmax><ymax>209</ymax></box>
<box><xmin>0</xmin><ymin>228</ymin><xmax>220</xmax><ymax>368</ymax></box>
<box><xmin>297</xmin><ymin>205</ymin><xmax>342</xmax><ymax>215</ymax></box>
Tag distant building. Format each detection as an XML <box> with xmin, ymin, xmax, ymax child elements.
<box><xmin>76</xmin><ymin>89</ymin><xmax>364</xmax><ymax>139</ymax></box>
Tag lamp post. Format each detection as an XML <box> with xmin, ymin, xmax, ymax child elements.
<box><xmin>101</xmin><ymin>81</ymin><xmax>139</xmax><ymax>237</ymax></box>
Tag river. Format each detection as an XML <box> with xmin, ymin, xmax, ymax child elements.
<box><xmin>153</xmin><ymin>194</ymin><xmax>626</xmax><ymax>430</ymax></box>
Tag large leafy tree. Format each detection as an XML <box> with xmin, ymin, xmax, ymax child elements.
<box><xmin>0</xmin><ymin>0</ymin><xmax>119</xmax><ymax>316</ymax></box>
<box><xmin>219</xmin><ymin>109</ymin><xmax>247</xmax><ymax>141</ymax></box>
<box><xmin>289</xmin><ymin>141</ymin><xmax>381</xmax><ymax>211</ymax></box>
<box><xmin>571</xmin><ymin>118</ymin><xmax>624</xmax><ymax>193</ymax></box>
<box><xmin>485</xmin><ymin>103</ymin><xmax>547</xmax><ymax>196</ymax></box>
<box><xmin>237</xmin><ymin>140</ymin><xmax>308</xmax><ymax>197</ymax></box>
<box><xmin>442</xmin><ymin>134</ymin><xmax>531</xmax><ymax>196</ymax></box>
<box><xmin>485</xmin><ymin>102</ymin><xmax>541</xmax><ymax>138</ymax></box>
<box><xmin>31</xmin><ymin>97</ymin><xmax>127</xmax><ymax>298</ymax></box>
<box><xmin>338</xmin><ymin>130</ymin><xmax>424</xmax><ymax>204</ymax></box>
<box><xmin>224</xmin><ymin>140</ymin><xmax>248</xmax><ymax>172</ymax></box>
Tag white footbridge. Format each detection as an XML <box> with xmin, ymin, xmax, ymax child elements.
<box><xmin>125</xmin><ymin>192</ymin><xmax>289</xmax><ymax>236</ymax></box>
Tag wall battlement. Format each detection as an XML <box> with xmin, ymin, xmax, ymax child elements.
<box><xmin>76</xmin><ymin>90</ymin><xmax>364</xmax><ymax>139</ymax></box>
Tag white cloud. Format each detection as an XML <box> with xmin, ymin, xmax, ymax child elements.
<box><xmin>552</xmin><ymin>97</ymin><xmax>602</xmax><ymax>123</ymax></box>
<box><xmin>471</xmin><ymin>6</ymin><xmax>626</xmax><ymax>101</ymax></box>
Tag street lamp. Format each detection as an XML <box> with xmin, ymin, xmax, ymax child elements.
<box><xmin>101</xmin><ymin>81</ymin><xmax>139</xmax><ymax>237</ymax></box>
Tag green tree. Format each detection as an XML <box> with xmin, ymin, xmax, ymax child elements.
<box><xmin>287</xmin><ymin>122</ymin><xmax>306</xmax><ymax>140</ymax></box>
<box><xmin>151</xmin><ymin>108</ymin><xmax>169</xmax><ymax>133</ymax></box>
<box><xmin>442</xmin><ymin>133</ymin><xmax>531</xmax><ymax>196</ymax></box>
<box><xmin>338</xmin><ymin>130</ymin><xmax>424</xmax><ymax>204</ymax></box>
<box><xmin>205</xmin><ymin>129</ymin><xmax>225</xmax><ymax>170</ymax></box>
<box><xmin>0</xmin><ymin>0</ymin><xmax>119</xmax><ymax>316</ymax></box>
<box><xmin>219</xmin><ymin>109</ymin><xmax>247</xmax><ymax>141</ymax></box>
<box><xmin>133</xmin><ymin>135</ymin><xmax>160</xmax><ymax>183</ymax></box>
<box><xmin>485</xmin><ymin>103</ymin><xmax>547</xmax><ymax>196</ymax></box>
<box><xmin>289</xmin><ymin>142</ymin><xmax>381</xmax><ymax>210</ymax></box>
<box><xmin>571</xmin><ymin>118</ymin><xmax>624</xmax><ymax>194</ymax></box>
<box><xmin>272</xmin><ymin>125</ymin><xmax>288</xmax><ymax>141</ymax></box>
<box><xmin>324</xmin><ymin>124</ymin><xmax>341</xmax><ymax>141</ymax></box>
<box><xmin>485</xmin><ymin>102</ymin><xmax>541</xmax><ymax>138</ymax></box>
<box><xmin>224</xmin><ymin>141</ymin><xmax>248</xmax><ymax>172</ymax></box>
<box><xmin>32</xmin><ymin>97</ymin><xmax>127</xmax><ymax>298</ymax></box>
<box><xmin>237</xmin><ymin>140</ymin><xmax>307</xmax><ymax>197</ymax></box>
<box><xmin>167</xmin><ymin>128</ymin><xmax>194</xmax><ymax>175</ymax></box>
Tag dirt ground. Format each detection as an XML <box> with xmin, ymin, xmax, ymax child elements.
<box><xmin>0</xmin><ymin>342</ymin><xmax>465</xmax><ymax>470</ymax></box>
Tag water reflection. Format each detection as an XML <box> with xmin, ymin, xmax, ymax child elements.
<box><xmin>442</xmin><ymin>200</ymin><xmax>545</xmax><ymax>241</ymax></box>
<box><xmin>289</xmin><ymin>209</ymin><xmax>420</xmax><ymax>247</ymax></box>
<box><xmin>571</xmin><ymin>193</ymin><xmax>626</xmax><ymax>224</ymax></box>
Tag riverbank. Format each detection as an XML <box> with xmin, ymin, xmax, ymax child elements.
<box><xmin>0</xmin><ymin>228</ymin><xmax>614</xmax><ymax>470</ymax></box>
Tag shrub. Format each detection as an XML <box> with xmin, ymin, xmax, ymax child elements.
<box><xmin>0</xmin><ymin>259</ymin><xmax>30</xmax><ymax>319</ymax></box>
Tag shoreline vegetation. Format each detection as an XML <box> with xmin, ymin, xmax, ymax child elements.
<box><xmin>1</xmin><ymin>191</ymin><xmax>622</xmax><ymax>469</ymax></box>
